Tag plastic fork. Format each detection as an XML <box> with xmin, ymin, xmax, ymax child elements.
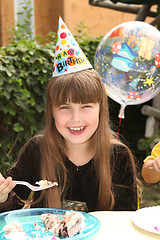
<box><xmin>13</xmin><ymin>180</ymin><xmax>58</xmax><ymax>191</ymax></box>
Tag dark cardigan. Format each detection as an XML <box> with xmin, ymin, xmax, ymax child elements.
<box><xmin>0</xmin><ymin>137</ymin><xmax>138</xmax><ymax>212</ymax></box>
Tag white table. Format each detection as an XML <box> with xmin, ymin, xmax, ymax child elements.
<box><xmin>88</xmin><ymin>211</ymin><xmax>160</xmax><ymax>240</ymax></box>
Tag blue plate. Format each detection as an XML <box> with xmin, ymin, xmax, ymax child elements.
<box><xmin>0</xmin><ymin>208</ymin><xmax>100</xmax><ymax>239</ymax></box>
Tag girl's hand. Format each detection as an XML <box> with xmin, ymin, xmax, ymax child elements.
<box><xmin>152</xmin><ymin>156</ymin><xmax>160</xmax><ymax>172</ymax></box>
<box><xmin>142</xmin><ymin>157</ymin><xmax>160</xmax><ymax>183</ymax></box>
<box><xmin>0</xmin><ymin>173</ymin><xmax>16</xmax><ymax>203</ymax></box>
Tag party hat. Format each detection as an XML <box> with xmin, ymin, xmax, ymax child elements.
<box><xmin>52</xmin><ymin>16</ymin><xmax>93</xmax><ymax>77</ymax></box>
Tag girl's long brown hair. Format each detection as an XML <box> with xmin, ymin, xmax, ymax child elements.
<box><xmin>40</xmin><ymin>68</ymin><xmax>136</xmax><ymax>210</ymax></box>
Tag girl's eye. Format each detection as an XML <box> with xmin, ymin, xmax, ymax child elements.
<box><xmin>82</xmin><ymin>104</ymin><xmax>92</xmax><ymax>108</ymax></box>
<box><xmin>59</xmin><ymin>105</ymin><xmax>70</xmax><ymax>110</ymax></box>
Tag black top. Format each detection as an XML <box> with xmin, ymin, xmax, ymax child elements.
<box><xmin>0</xmin><ymin>137</ymin><xmax>137</xmax><ymax>212</ymax></box>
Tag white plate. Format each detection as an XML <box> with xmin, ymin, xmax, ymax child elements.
<box><xmin>132</xmin><ymin>206</ymin><xmax>160</xmax><ymax>235</ymax></box>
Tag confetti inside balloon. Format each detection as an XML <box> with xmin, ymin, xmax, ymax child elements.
<box><xmin>94</xmin><ymin>21</ymin><xmax>160</xmax><ymax>118</ymax></box>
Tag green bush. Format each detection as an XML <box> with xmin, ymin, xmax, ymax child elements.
<box><xmin>0</xmin><ymin>38</ymin><xmax>55</xmax><ymax>174</ymax></box>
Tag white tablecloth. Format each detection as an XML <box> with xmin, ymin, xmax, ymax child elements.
<box><xmin>88</xmin><ymin>211</ymin><xmax>160</xmax><ymax>240</ymax></box>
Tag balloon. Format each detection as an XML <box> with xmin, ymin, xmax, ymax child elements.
<box><xmin>94</xmin><ymin>21</ymin><xmax>160</xmax><ymax>118</ymax></box>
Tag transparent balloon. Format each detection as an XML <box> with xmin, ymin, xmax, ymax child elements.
<box><xmin>95</xmin><ymin>21</ymin><xmax>160</xmax><ymax>118</ymax></box>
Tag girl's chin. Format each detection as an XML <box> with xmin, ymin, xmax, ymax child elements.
<box><xmin>65</xmin><ymin>137</ymin><xmax>91</xmax><ymax>146</ymax></box>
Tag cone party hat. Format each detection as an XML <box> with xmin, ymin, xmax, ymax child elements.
<box><xmin>52</xmin><ymin>16</ymin><xmax>93</xmax><ymax>77</ymax></box>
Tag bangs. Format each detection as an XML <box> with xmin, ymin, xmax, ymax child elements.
<box><xmin>49</xmin><ymin>70</ymin><xmax>103</xmax><ymax>106</ymax></box>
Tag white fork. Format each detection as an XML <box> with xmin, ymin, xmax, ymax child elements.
<box><xmin>13</xmin><ymin>180</ymin><xmax>58</xmax><ymax>191</ymax></box>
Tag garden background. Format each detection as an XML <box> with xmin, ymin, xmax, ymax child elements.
<box><xmin>0</xmin><ymin>1</ymin><xmax>160</xmax><ymax>208</ymax></box>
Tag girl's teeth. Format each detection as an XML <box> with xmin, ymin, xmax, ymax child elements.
<box><xmin>69</xmin><ymin>127</ymin><xmax>84</xmax><ymax>131</ymax></box>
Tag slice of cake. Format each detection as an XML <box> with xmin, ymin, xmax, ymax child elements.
<box><xmin>41</xmin><ymin>213</ymin><xmax>61</xmax><ymax>231</ymax></box>
<box><xmin>35</xmin><ymin>180</ymin><xmax>58</xmax><ymax>187</ymax></box>
<box><xmin>43</xmin><ymin>211</ymin><xmax>85</xmax><ymax>238</ymax></box>
<box><xmin>3</xmin><ymin>221</ymin><xmax>23</xmax><ymax>233</ymax></box>
<box><xmin>61</xmin><ymin>211</ymin><xmax>85</xmax><ymax>237</ymax></box>
<box><xmin>3</xmin><ymin>222</ymin><xmax>28</xmax><ymax>240</ymax></box>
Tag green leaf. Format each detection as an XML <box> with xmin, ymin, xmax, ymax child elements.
<box><xmin>21</xmin><ymin>89</ymin><xmax>30</xmax><ymax>99</ymax></box>
<box><xmin>3</xmin><ymin>90</ymin><xmax>11</xmax><ymax>100</ymax></box>
<box><xmin>13</xmin><ymin>122</ymin><xmax>24</xmax><ymax>132</ymax></box>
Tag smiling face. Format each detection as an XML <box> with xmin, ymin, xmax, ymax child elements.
<box><xmin>46</xmin><ymin>69</ymin><xmax>108</xmax><ymax>152</ymax></box>
<box><xmin>52</xmin><ymin>102</ymin><xmax>100</xmax><ymax>146</ymax></box>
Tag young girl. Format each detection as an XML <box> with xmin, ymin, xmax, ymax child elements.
<box><xmin>142</xmin><ymin>142</ymin><xmax>160</xmax><ymax>183</ymax></box>
<box><xmin>0</xmin><ymin>17</ymin><xmax>138</xmax><ymax>212</ymax></box>
<box><xmin>0</xmin><ymin>68</ymin><xmax>137</xmax><ymax>212</ymax></box>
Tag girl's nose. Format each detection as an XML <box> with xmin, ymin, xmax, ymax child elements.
<box><xmin>72</xmin><ymin>108</ymin><xmax>81</xmax><ymax>121</ymax></box>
